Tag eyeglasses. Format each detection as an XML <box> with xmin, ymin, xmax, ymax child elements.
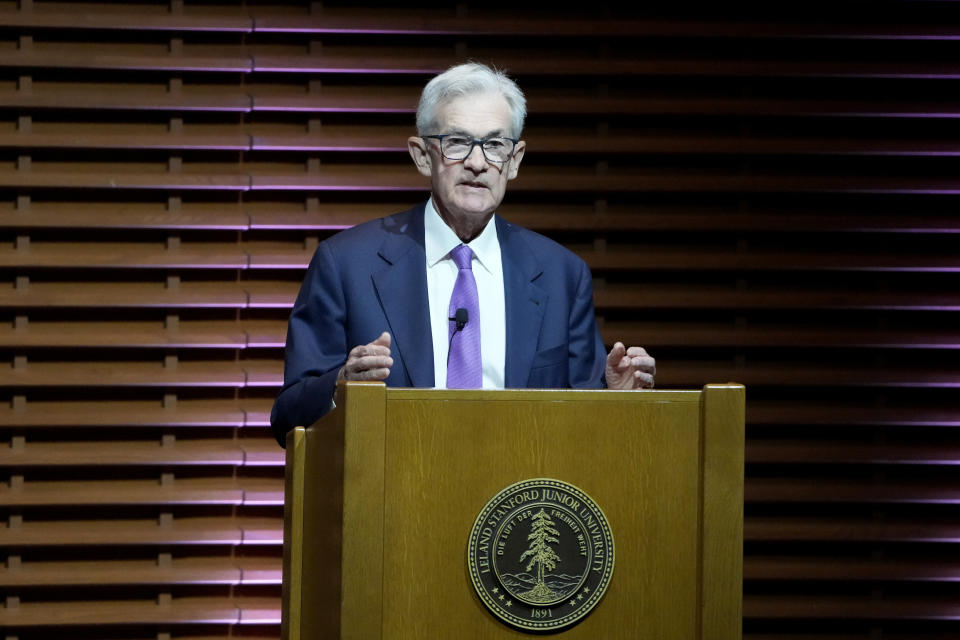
<box><xmin>423</xmin><ymin>134</ymin><xmax>519</xmax><ymax>164</ymax></box>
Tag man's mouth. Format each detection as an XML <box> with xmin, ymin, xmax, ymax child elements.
<box><xmin>460</xmin><ymin>181</ymin><xmax>487</xmax><ymax>189</ymax></box>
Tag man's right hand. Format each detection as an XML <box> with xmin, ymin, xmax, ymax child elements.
<box><xmin>339</xmin><ymin>331</ymin><xmax>393</xmax><ymax>381</ymax></box>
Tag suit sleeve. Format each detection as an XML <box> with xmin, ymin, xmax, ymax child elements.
<box><xmin>568</xmin><ymin>258</ymin><xmax>607</xmax><ymax>389</ymax></box>
<box><xmin>270</xmin><ymin>242</ymin><xmax>348</xmax><ymax>446</ymax></box>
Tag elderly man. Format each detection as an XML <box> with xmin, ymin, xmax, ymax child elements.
<box><xmin>270</xmin><ymin>62</ymin><xmax>655</xmax><ymax>446</ymax></box>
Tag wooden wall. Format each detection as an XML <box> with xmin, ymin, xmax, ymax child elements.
<box><xmin>2</xmin><ymin>1</ymin><xmax>960</xmax><ymax>638</ymax></box>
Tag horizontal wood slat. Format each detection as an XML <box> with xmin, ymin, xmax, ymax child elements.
<box><xmin>1</xmin><ymin>438</ymin><xmax>284</xmax><ymax>467</ymax></box>
<box><xmin>0</xmin><ymin>596</ymin><xmax>279</xmax><ymax>626</ymax></box>
<box><xmin>4</xmin><ymin>5</ymin><xmax>956</xmax><ymax>40</ymax></box>
<box><xmin>0</xmin><ymin>477</ymin><xmax>283</xmax><ymax>507</ymax></box>
<box><xmin>0</xmin><ymin>517</ymin><xmax>282</xmax><ymax>546</ymax></box>
<box><xmin>0</xmin><ymin>399</ymin><xmax>270</xmax><ymax>428</ymax></box>
<box><xmin>745</xmin><ymin>557</ymin><xmax>960</xmax><ymax>582</ymax></box>
<box><xmin>743</xmin><ymin>595</ymin><xmax>960</xmax><ymax>621</ymax></box>
<box><xmin>746</xmin><ymin>518</ymin><xmax>960</xmax><ymax>543</ymax></box>
<box><xmin>746</xmin><ymin>479</ymin><xmax>960</xmax><ymax>505</ymax></box>
<box><xmin>593</xmin><ymin>285</ymin><xmax>960</xmax><ymax>311</ymax></box>
<box><xmin>0</xmin><ymin>5</ymin><xmax>253</xmax><ymax>31</ymax></box>
<box><xmin>0</xmin><ymin>281</ymin><xmax>296</xmax><ymax>308</ymax></box>
<box><xmin>0</xmin><ymin>85</ymin><xmax>253</xmax><ymax>111</ymax></box>
<box><xmin>4</xmin><ymin>50</ymin><xmax>253</xmax><ymax>73</ymax></box>
<box><xmin>251</xmin><ymin>14</ymin><xmax>960</xmax><ymax>40</ymax></box>
<box><xmin>0</xmin><ymin>320</ymin><xmax>282</xmax><ymax>348</ymax></box>
<box><xmin>0</xmin><ymin>360</ymin><xmax>280</xmax><ymax>388</ymax></box>
<box><xmin>249</xmin><ymin>53</ymin><xmax>960</xmax><ymax>80</ymax></box>
<box><xmin>0</xmin><ymin>167</ymin><xmax>251</xmax><ymax>190</ymax></box>
<box><xmin>0</xmin><ymin>203</ymin><xmax>251</xmax><ymax>230</ymax></box>
<box><xmin>747</xmin><ymin>442</ymin><xmax>960</xmax><ymax>465</ymax></box>
<box><xmin>658</xmin><ymin>362</ymin><xmax>959</xmax><ymax>388</ymax></box>
<box><xmin>580</xmin><ymin>248</ymin><xmax>960</xmax><ymax>272</ymax></box>
<box><xmin>607</xmin><ymin>323</ymin><xmax>960</xmax><ymax>349</ymax></box>
<box><xmin>747</xmin><ymin>403</ymin><xmax>960</xmax><ymax>427</ymax></box>
<box><xmin>0</xmin><ymin>557</ymin><xmax>281</xmax><ymax>587</ymax></box>
<box><xmin>0</xmin><ymin>242</ymin><xmax>251</xmax><ymax>268</ymax></box>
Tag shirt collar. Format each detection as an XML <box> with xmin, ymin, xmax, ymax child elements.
<box><xmin>424</xmin><ymin>197</ymin><xmax>499</xmax><ymax>275</ymax></box>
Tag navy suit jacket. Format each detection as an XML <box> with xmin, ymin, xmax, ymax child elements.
<box><xmin>270</xmin><ymin>202</ymin><xmax>606</xmax><ymax>445</ymax></box>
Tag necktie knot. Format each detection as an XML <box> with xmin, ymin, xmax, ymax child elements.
<box><xmin>451</xmin><ymin>244</ymin><xmax>474</xmax><ymax>271</ymax></box>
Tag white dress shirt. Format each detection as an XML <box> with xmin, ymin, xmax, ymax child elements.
<box><xmin>424</xmin><ymin>198</ymin><xmax>506</xmax><ymax>389</ymax></box>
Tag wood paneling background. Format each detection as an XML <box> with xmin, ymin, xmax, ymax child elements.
<box><xmin>1</xmin><ymin>1</ymin><xmax>959</xmax><ymax>638</ymax></box>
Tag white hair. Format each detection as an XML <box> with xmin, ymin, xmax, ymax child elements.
<box><xmin>416</xmin><ymin>62</ymin><xmax>527</xmax><ymax>138</ymax></box>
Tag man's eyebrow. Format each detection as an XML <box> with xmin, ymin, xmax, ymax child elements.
<box><xmin>448</xmin><ymin>128</ymin><xmax>505</xmax><ymax>138</ymax></box>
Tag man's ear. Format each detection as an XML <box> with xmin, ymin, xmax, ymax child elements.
<box><xmin>506</xmin><ymin>140</ymin><xmax>526</xmax><ymax>180</ymax></box>
<box><xmin>407</xmin><ymin>136</ymin><xmax>432</xmax><ymax>177</ymax></box>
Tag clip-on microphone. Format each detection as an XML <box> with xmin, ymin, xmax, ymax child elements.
<box><xmin>447</xmin><ymin>308</ymin><xmax>469</xmax><ymax>365</ymax></box>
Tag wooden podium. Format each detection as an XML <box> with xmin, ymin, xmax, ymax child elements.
<box><xmin>282</xmin><ymin>382</ymin><xmax>744</xmax><ymax>639</ymax></box>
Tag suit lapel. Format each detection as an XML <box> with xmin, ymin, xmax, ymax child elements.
<box><xmin>372</xmin><ymin>206</ymin><xmax>435</xmax><ymax>387</ymax></box>
<box><xmin>497</xmin><ymin>216</ymin><xmax>547</xmax><ymax>388</ymax></box>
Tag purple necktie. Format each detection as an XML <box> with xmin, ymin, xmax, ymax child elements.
<box><xmin>446</xmin><ymin>244</ymin><xmax>482</xmax><ymax>389</ymax></box>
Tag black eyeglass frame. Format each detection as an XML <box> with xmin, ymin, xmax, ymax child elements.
<box><xmin>422</xmin><ymin>134</ymin><xmax>520</xmax><ymax>164</ymax></box>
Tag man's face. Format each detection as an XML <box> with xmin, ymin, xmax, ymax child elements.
<box><xmin>408</xmin><ymin>92</ymin><xmax>525</xmax><ymax>238</ymax></box>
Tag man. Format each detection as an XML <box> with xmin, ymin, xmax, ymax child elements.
<box><xmin>270</xmin><ymin>62</ymin><xmax>655</xmax><ymax>446</ymax></box>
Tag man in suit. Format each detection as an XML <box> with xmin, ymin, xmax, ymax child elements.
<box><xmin>271</xmin><ymin>62</ymin><xmax>655</xmax><ymax>446</ymax></box>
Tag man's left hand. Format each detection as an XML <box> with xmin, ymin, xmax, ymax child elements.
<box><xmin>605</xmin><ymin>342</ymin><xmax>656</xmax><ymax>390</ymax></box>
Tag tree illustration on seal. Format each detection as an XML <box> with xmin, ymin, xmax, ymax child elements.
<box><xmin>518</xmin><ymin>508</ymin><xmax>562</xmax><ymax>603</ymax></box>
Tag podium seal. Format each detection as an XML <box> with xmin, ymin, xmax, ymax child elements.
<box><xmin>467</xmin><ymin>478</ymin><xmax>615</xmax><ymax>633</ymax></box>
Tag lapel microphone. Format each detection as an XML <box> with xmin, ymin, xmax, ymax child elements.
<box><xmin>451</xmin><ymin>308</ymin><xmax>468</xmax><ymax>332</ymax></box>
<box><xmin>447</xmin><ymin>308</ymin><xmax>469</xmax><ymax>366</ymax></box>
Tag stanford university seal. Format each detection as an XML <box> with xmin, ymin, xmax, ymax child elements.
<box><xmin>467</xmin><ymin>478</ymin><xmax>615</xmax><ymax>633</ymax></box>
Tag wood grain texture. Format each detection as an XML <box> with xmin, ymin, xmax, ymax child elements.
<box><xmin>700</xmin><ymin>384</ymin><xmax>746</xmax><ymax>638</ymax></box>
<box><xmin>339</xmin><ymin>382</ymin><xmax>387</xmax><ymax>640</ymax></box>
<box><xmin>382</xmin><ymin>389</ymin><xmax>703</xmax><ymax>639</ymax></box>
<box><xmin>282</xmin><ymin>428</ymin><xmax>306</xmax><ymax>640</ymax></box>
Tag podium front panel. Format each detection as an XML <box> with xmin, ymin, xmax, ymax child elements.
<box><xmin>382</xmin><ymin>389</ymin><xmax>702</xmax><ymax>639</ymax></box>
<box><xmin>284</xmin><ymin>385</ymin><xmax>743</xmax><ymax>640</ymax></box>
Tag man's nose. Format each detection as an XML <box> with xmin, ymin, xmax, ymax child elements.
<box><xmin>463</xmin><ymin>143</ymin><xmax>488</xmax><ymax>170</ymax></box>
